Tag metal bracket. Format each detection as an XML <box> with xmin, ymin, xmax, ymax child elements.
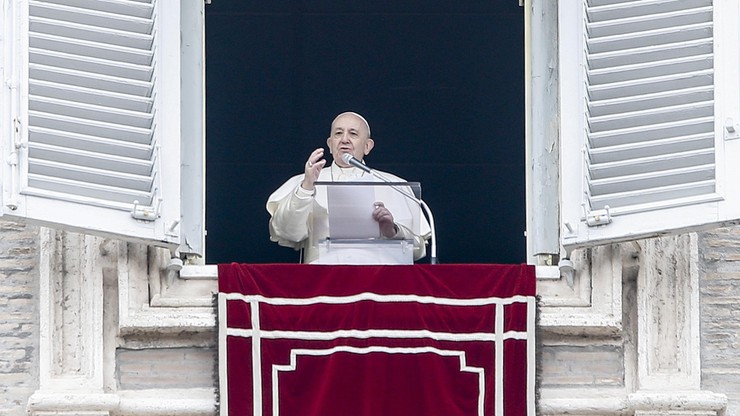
<box><xmin>131</xmin><ymin>199</ymin><xmax>161</xmax><ymax>222</ymax></box>
<box><xmin>725</xmin><ymin>118</ymin><xmax>740</xmax><ymax>140</ymax></box>
<box><xmin>585</xmin><ymin>205</ymin><xmax>612</xmax><ymax>227</ymax></box>
<box><xmin>6</xmin><ymin>117</ymin><xmax>24</xmax><ymax>211</ymax></box>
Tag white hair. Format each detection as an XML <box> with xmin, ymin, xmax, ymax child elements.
<box><xmin>332</xmin><ymin>111</ymin><xmax>372</xmax><ymax>138</ymax></box>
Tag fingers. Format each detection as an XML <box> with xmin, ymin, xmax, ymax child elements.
<box><xmin>307</xmin><ymin>148</ymin><xmax>324</xmax><ymax>168</ymax></box>
<box><xmin>373</xmin><ymin>202</ymin><xmax>397</xmax><ymax>238</ymax></box>
<box><xmin>372</xmin><ymin>202</ymin><xmax>393</xmax><ymax>223</ymax></box>
<box><xmin>304</xmin><ymin>148</ymin><xmax>326</xmax><ymax>173</ymax></box>
<box><xmin>302</xmin><ymin>148</ymin><xmax>326</xmax><ymax>190</ymax></box>
<box><xmin>305</xmin><ymin>158</ymin><xmax>326</xmax><ymax>173</ymax></box>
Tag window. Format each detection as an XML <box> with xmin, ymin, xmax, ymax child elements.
<box><xmin>1</xmin><ymin>0</ymin><xmax>204</xmax><ymax>256</ymax></box>
<box><xmin>555</xmin><ymin>0</ymin><xmax>740</xmax><ymax>252</ymax></box>
<box><xmin>12</xmin><ymin>0</ymin><xmax>735</xmax><ymax>262</ymax></box>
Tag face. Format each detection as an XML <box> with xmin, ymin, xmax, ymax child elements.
<box><xmin>326</xmin><ymin>113</ymin><xmax>374</xmax><ymax>167</ymax></box>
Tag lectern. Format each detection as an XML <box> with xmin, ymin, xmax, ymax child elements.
<box><xmin>311</xmin><ymin>181</ymin><xmax>423</xmax><ymax>265</ymax></box>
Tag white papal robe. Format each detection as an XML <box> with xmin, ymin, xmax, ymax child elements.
<box><xmin>266</xmin><ymin>163</ymin><xmax>431</xmax><ymax>264</ymax></box>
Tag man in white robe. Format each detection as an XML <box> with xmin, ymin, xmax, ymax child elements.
<box><xmin>266</xmin><ymin>112</ymin><xmax>431</xmax><ymax>263</ymax></box>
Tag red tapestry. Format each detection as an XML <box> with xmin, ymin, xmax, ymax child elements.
<box><xmin>218</xmin><ymin>264</ymin><xmax>536</xmax><ymax>416</ymax></box>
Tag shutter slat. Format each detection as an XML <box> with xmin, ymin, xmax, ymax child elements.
<box><xmin>30</xmin><ymin>80</ymin><xmax>153</xmax><ymax>113</ymax></box>
<box><xmin>589</xmin><ymin>100</ymin><xmax>713</xmax><ymax>132</ymax></box>
<box><xmin>588</xmin><ymin>69</ymin><xmax>713</xmax><ymax>101</ymax></box>
<box><xmin>587</xmin><ymin>7</ymin><xmax>712</xmax><ymax>38</ymax></box>
<box><xmin>29</xmin><ymin>142</ymin><xmax>154</xmax><ymax>176</ymax></box>
<box><xmin>39</xmin><ymin>0</ymin><xmax>154</xmax><ymax>19</ymax></box>
<box><xmin>588</xmin><ymin>55</ymin><xmax>713</xmax><ymax>85</ymax></box>
<box><xmin>29</xmin><ymin>126</ymin><xmax>153</xmax><ymax>160</ymax></box>
<box><xmin>30</xmin><ymin>48</ymin><xmax>152</xmax><ymax>81</ymax></box>
<box><xmin>589</xmin><ymin>133</ymin><xmax>713</xmax><ymax>163</ymax></box>
<box><xmin>589</xmin><ymin>149</ymin><xmax>714</xmax><ymax>179</ymax></box>
<box><xmin>29</xmin><ymin>64</ymin><xmax>152</xmax><ymax>96</ymax></box>
<box><xmin>29</xmin><ymin>1</ymin><xmax>153</xmax><ymax>33</ymax></box>
<box><xmin>30</xmin><ymin>95</ymin><xmax>153</xmax><ymax>129</ymax></box>
<box><xmin>590</xmin><ymin>165</ymin><xmax>714</xmax><ymax>195</ymax></box>
<box><xmin>588</xmin><ymin>86</ymin><xmax>712</xmax><ymax>116</ymax></box>
<box><xmin>588</xmin><ymin>38</ymin><xmax>713</xmax><ymax>70</ymax></box>
<box><xmin>28</xmin><ymin>174</ymin><xmax>154</xmax><ymax>205</ymax></box>
<box><xmin>29</xmin><ymin>158</ymin><xmax>153</xmax><ymax>191</ymax></box>
<box><xmin>587</xmin><ymin>23</ymin><xmax>712</xmax><ymax>54</ymax></box>
<box><xmin>589</xmin><ymin>117</ymin><xmax>713</xmax><ymax>148</ymax></box>
<box><xmin>30</xmin><ymin>16</ymin><xmax>153</xmax><ymax>49</ymax></box>
<box><xmin>589</xmin><ymin>180</ymin><xmax>716</xmax><ymax>211</ymax></box>
<box><xmin>30</xmin><ymin>32</ymin><xmax>153</xmax><ymax>66</ymax></box>
<box><xmin>29</xmin><ymin>111</ymin><xmax>152</xmax><ymax>144</ymax></box>
<box><xmin>587</xmin><ymin>0</ymin><xmax>712</xmax><ymax>22</ymax></box>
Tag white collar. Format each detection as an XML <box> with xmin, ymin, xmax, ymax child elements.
<box><xmin>331</xmin><ymin>161</ymin><xmax>367</xmax><ymax>180</ymax></box>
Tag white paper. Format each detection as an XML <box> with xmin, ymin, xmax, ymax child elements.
<box><xmin>326</xmin><ymin>184</ymin><xmax>380</xmax><ymax>239</ymax></box>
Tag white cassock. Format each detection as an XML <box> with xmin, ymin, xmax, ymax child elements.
<box><xmin>266</xmin><ymin>162</ymin><xmax>431</xmax><ymax>264</ymax></box>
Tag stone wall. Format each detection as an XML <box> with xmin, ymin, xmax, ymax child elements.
<box><xmin>6</xmin><ymin>219</ymin><xmax>740</xmax><ymax>415</ymax></box>
<box><xmin>700</xmin><ymin>227</ymin><xmax>740</xmax><ymax>416</ymax></box>
<box><xmin>0</xmin><ymin>221</ymin><xmax>39</xmax><ymax>415</ymax></box>
<box><xmin>117</xmin><ymin>347</ymin><xmax>216</xmax><ymax>390</ymax></box>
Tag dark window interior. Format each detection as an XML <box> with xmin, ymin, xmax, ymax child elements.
<box><xmin>205</xmin><ymin>1</ymin><xmax>525</xmax><ymax>264</ymax></box>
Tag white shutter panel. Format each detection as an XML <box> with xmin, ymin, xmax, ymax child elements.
<box><xmin>560</xmin><ymin>0</ymin><xmax>740</xmax><ymax>250</ymax></box>
<box><xmin>2</xmin><ymin>0</ymin><xmax>184</xmax><ymax>247</ymax></box>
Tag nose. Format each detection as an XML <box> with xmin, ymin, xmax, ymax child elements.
<box><xmin>339</xmin><ymin>133</ymin><xmax>351</xmax><ymax>143</ymax></box>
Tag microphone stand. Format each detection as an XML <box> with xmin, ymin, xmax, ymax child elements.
<box><xmin>368</xmin><ymin>169</ymin><xmax>439</xmax><ymax>265</ymax></box>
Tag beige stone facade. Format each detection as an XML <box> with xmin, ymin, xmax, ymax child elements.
<box><xmin>2</xmin><ymin>221</ymin><xmax>740</xmax><ymax>414</ymax></box>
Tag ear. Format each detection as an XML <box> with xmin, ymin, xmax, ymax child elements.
<box><xmin>364</xmin><ymin>138</ymin><xmax>375</xmax><ymax>155</ymax></box>
<box><xmin>326</xmin><ymin>137</ymin><xmax>332</xmax><ymax>153</ymax></box>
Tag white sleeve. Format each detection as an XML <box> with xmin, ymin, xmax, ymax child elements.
<box><xmin>266</xmin><ymin>176</ymin><xmax>314</xmax><ymax>248</ymax></box>
<box><xmin>395</xmin><ymin>222</ymin><xmax>428</xmax><ymax>261</ymax></box>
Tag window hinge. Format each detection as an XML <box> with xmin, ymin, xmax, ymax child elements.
<box><xmin>6</xmin><ymin>118</ymin><xmax>25</xmax><ymax>211</ymax></box>
<box><xmin>584</xmin><ymin>204</ymin><xmax>612</xmax><ymax>227</ymax></box>
<box><xmin>131</xmin><ymin>199</ymin><xmax>161</xmax><ymax>221</ymax></box>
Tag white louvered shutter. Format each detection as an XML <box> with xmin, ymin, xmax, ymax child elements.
<box><xmin>559</xmin><ymin>0</ymin><xmax>740</xmax><ymax>250</ymax></box>
<box><xmin>2</xmin><ymin>0</ymin><xmax>190</xmax><ymax>248</ymax></box>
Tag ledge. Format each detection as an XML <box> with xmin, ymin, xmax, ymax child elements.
<box><xmin>628</xmin><ymin>390</ymin><xmax>727</xmax><ymax>412</ymax></box>
<box><xmin>28</xmin><ymin>388</ymin><xmax>216</xmax><ymax>416</ymax></box>
<box><xmin>538</xmin><ymin>388</ymin><xmax>727</xmax><ymax>415</ymax></box>
<box><xmin>182</xmin><ymin>264</ymin><xmax>556</xmax><ymax>280</ymax></box>
<box><xmin>179</xmin><ymin>264</ymin><xmax>218</xmax><ymax>280</ymax></box>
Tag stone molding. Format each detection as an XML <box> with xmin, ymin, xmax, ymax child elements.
<box><xmin>37</xmin><ymin>228</ymin><xmax>105</xmax><ymax>391</ymax></box>
<box><xmin>29</xmin><ymin>229</ymin><xmax>217</xmax><ymax>415</ymax></box>
<box><xmin>117</xmin><ymin>242</ymin><xmax>216</xmax><ymax>334</ymax></box>
<box><xmin>539</xmin><ymin>388</ymin><xmax>727</xmax><ymax>415</ymax></box>
<box><xmin>27</xmin><ymin>388</ymin><xmax>215</xmax><ymax>416</ymax></box>
<box><xmin>538</xmin><ymin>234</ymin><xmax>727</xmax><ymax>415</ymax></box>
<box><xmin>637</xmin><ymin>234</ymin><xmax>701</xmax><ymax>390</ymax></box>
<box><xmin>538</xmin><ymin>243</ymin><xmax>628</xmax><ymax>335</ymax></box>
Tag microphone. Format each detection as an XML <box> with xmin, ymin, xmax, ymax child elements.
<box><xmin>341</xmin><ymin>153</ymin><xmax>372</xmax><ymax>173</ymax></box>
<box><xmin>341</xmin><ymin>154</ymin><xmax>438</xmax><ymax>264</ymax></box>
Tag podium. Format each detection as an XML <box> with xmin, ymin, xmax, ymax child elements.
<box><xmin>315</xmin><ymin>239</ymin><xmax>415</xmax><ymax>264</ymax></box>
<box><xmin>310</xmin><ymin>181</ymin><xmax>423</xmax><ymax>265</ymax></box>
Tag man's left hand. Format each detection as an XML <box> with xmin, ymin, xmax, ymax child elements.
<box><xmin>373</xmin><ymin>202</ymin><xmax>397</xmax><ymax>238</ymax></box>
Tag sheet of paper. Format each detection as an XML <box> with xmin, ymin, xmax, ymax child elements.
<box><xmin>326</xmin><ymin>184</ymin><xmax>379</xmax><ymax>239</ymax></box>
